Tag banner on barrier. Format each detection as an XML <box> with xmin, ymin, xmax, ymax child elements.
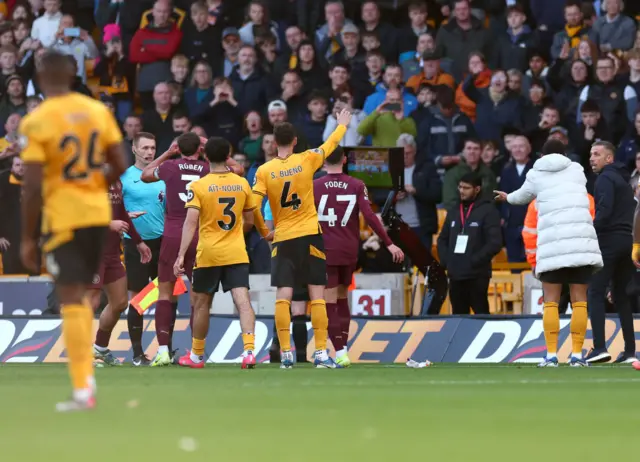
<box><xmin>0</xmin><ymin>316</ymin><xmax>638</xmax><ymax>364</ymax></box>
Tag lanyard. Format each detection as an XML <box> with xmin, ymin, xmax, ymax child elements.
<box><xmin>459</xmin><ymin>203</ymin><xmax>474</xmax><ymax>233</ymax></box>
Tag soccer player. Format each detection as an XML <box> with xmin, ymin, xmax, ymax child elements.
<box><xmin>252</xmin><ymin>109</ymin><xmax>351</xmax><ymax>368</ymax></box>
<box><xmin>314</xmin><ymin>147</ymin><xmax>404</xmax><ymax>367</ymax></box>
<box><xmin>174</xmin><ymin>137</ymin><xmax>257</xmax><ymax>369</ymax></box>
<box><xmin>89</xmin><ymin>181</ymin><xmax>152</xmax><ymax>366</ymax></box>
<box><xmin>141</xmin><ymin>133</ymin><xmax>243</xmax><ymax>366</ymax></box>
<box><xmin>120</xmin><ymin>132</ymin><xmax>166</xmax><ymax>366</ymax></box>
<box><xmin>19</xmin><ymin>50</ymin><xmax>127</xmax><ymax>411</ymax></box>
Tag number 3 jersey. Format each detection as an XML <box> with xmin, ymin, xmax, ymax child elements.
<box><xmin>314</xmin><ymin>173</ymin><xmax>391</xmax><ymax>266</ymax></box>
<box><xmin>155</xmin><ymin>157</ymin><xmax>209</xmax><ymax>238</ymax></box>
<box><xmin>19</xmin><ymin>93</ymin><xmax>123</xmax><ymax>236</ymax></box>
<box><xmin>186</xmin><ymin>172</ymin><xmax>256</xmax><ymax>268</ymax></box>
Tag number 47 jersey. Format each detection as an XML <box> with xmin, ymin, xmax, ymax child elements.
<box><xmin>156</xmin><ymin>157</ymin><xmax>210</xmax><ymax>237</ymax></box>
<box><xmin>314</xmin><ymin>173</ymin><xmax>372</xmax><ymax>266</ymax></box>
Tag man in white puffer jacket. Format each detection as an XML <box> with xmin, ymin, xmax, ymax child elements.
<box><xmin>495</xmin><ymin>140</ymin><xmax>603</xmax><ymax>367</ymax></box>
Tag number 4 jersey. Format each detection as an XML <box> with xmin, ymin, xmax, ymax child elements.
<box><xmin>314</xmin><ymin>173</ymin><xmax>393</xmax><ymax>266</ymax></box>
<box><xmin>155</xmin><ymin>157</ymin><xmax>210</xmax><ymax>238</ymax></box>
<box><xmin>19</xmin><ymin>93</ymin><xmax>123</xmax><ymax>237</ymax></box>
<box><xmin>252</xmin><ymin>126</ymin><xmax>347</xmax><ymax>243</ymax></box>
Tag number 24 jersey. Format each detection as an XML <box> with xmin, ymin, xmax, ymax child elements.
<box><xmin>19</xmin><ymin>93</ymin><xmax>123</xmax><ymax>236</ymax></box>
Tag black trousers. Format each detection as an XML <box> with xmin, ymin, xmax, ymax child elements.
<box><xmin>449</xmin><ymin>278</ymin><xmax>490</xmax><ymax>315</ymax></box>
<box><xmin>588</xmin><ymin>235</ymin><xmax>635</xmax><ymax>354</ymax></box>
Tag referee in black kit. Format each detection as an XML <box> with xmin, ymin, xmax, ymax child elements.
<box><xmin>587</xmin><ymin>141</ymin><xmax>637</xmax><ymax>364</ymax></box>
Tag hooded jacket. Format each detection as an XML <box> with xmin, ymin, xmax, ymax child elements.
<box><xmin>593</xmin><ymin>162</ymin><xmax>635</xmax><ymax>237</ymax></box>
<box><xmin>522</xmin><ymin>195</ymin><xmax>596</xmax><ymax>268</ymax></box>
<box><xmin>437</xmin><ymin>198</ymin><xmax>502</xmax><ymax>280</ymax></box>
<box><xmin>506</xmin><ymin>154</ymin><xmax>603</xmax><ymax>274</ymax></box>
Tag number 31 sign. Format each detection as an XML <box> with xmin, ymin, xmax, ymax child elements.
<box><xmin>351</xmin><ymin>290</ymin><xmax>391</xmax><ymax>316</ymax></box>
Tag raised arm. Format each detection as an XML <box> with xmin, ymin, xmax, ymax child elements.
<box><xmin>141</xmin><ymin>144</ymin><xmax>179</xmax><ymax>183</ymax></box>
<box><xmin>317</xmin><ymin>110</ymin><xmax>350</xmax><ymax>157</ymax></box>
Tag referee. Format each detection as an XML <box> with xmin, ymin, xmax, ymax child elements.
<box><xmin>121</xmin><ymin>132</ymin><xmax>166</xmax><ymax>366</ymax></box>
<box><xmin>587</xmin><ymin>141</ymin><xmax>637</xmax><ymax>364</ymax></box>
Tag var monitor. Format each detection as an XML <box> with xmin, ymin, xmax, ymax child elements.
<box><xmin>345</xmin><ymin>147</ymin><xmax>405</xmax><ymax>191</ymax></box>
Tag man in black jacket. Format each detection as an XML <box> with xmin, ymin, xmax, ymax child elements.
<box><xmin>0</xmin><ymin>155</ymin><xmax>25</xmax><ymax>274</ymax></box>
<box><xmin>437</xmin><ymin>172</ymin><xmax>502</xmax><ymax>315</ymax></box>
<box><xmin>396</xmin><ymin>134</ymin><xmax>442</xmax><ymax>249</ymax></box>
<box><xmin>587</xmin><ymin>141</ymin><xmax>637</xmax><ymax>363</ymax></box>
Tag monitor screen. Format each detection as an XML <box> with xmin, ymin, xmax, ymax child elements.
<box><xmin>345</xmin><ymin>147</ymin><xmax>405</xmax><ymax>191</ymax></box>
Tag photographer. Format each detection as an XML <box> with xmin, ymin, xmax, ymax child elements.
<box><xmin>94</xmin><ymin>25</ymin><xmax>133</xmax><ymax>122</ymax></box>
<box><xmin>192</xmin><ymin>77</ymin><xmax>242</xmax><ymax>148</ymax></box>
<box><xmin>357</xmin><ymin>87</ymin><xmax>416</xmax><ymax>147</ymax></box>
<box><xmin>51</xmin><ymin>14</ymin><xmax>99</xmax><ymax>84</ymax></box>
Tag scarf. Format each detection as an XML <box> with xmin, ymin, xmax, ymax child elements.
<box><xmin>9</xmin><ymin>173</ymin><xmax>22</xmax><ymax>185</ymax></box>
<box><xmin>565</xmin><ymin>24</ymin><xmax>584</xmax><ymax>49</ymax></box>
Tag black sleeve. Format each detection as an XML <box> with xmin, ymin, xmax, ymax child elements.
<box><xmin>593</xmin><ymin>175</ymin><xmax>615</xmax><ymax>231</ymax></box>
<box><xmin>414</xmin><ymin>162</ymin><xmax>443</xmax><ymax>204</ymax></box>
<box><xmin>470</xmin><ymin>207</ymin><xmax>503</xmax><ymax>267</ymax></box>
<box><xmin>436</xmin><ymin>208</ymin><xmax>452</xmax><ymax>269</ymax></box>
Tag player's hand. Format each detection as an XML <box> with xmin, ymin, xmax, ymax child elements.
<box><xmin>0</xmin><ymin>238</ymin><xmax>9</xmax><ymax>251</ymax></box>
<box><xmin>404</xmin><ymin>185</ymin><xmax>416</xmax><ymax>195</ymax></box>
<box><xmin>396</xmin><ymin>191</ymin><xmax>406</xmax><ymax>200</ymax></box>
<box><xmin>109</xmin><ymin>220</ymin><xmax>129</xmax><ymax>234</ymax></box>
<box><xmin>633</xmin><ymin>244</ymin><xmax>640</xmax><ymax>268</ymax></box>
<box><xmin>20</xmin><ymin>238</ymin><xmax>38</xmax><ymax>273</ymax></box>
<box><xmin>387</xmin><ymin>244</ymin><xmax>404</xmax><ymax>263</ymax></box>
<box><xmin>336</xmin><ymin>108</ymin><xmax>352</xmax><ymax>126</ymax></box>
<box><xmin>493</xmin><ymin>190</ymin><xmax>508</xmax><ymax>203</ymax></box>
<box><xmin>137</xmin><ymin>242</ymin><xmax>152</xmax><ymax>264</ymax></box>
<box><xmin>173</xmin><ymin>255</ymin><xmax>185</xmax><ymax>278</ymax></box>
<box><xmin>265</xmin><ymin>231</ymin><xmax>274</xmax><ymax>242</ymax></box>
<box><xmin>128</xmin><ymin>211</ymin><xmax>146</xmax><ymax>219</ymax></box>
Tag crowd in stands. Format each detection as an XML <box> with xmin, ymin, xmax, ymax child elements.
<box><xmin>0</xmin><ymin>0</ymin><xmax>640</xmax><ymax>304</ymax></box>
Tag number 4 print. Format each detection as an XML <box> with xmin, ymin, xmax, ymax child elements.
<box><xmin>280</xmin><ymin>181</ymin><xmax>301</xmax><ymax>210</ymax></box>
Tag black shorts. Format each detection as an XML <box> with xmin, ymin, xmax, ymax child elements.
<box><xmin>45</xmin><ymin>227</ymin><xmax>107</xmax><ymax>286</ymax></box>
<box><xmin>192</xmin><ymin>263</ymin><xmax>250</xmax><ymax>295</ymax></box>
<box><xmin>538</xmin><ymin>266</ymin><xmax>596</xmax><ymax>285</ymax></box>
<box><xmin>124</xmin><ymin>237</ymin><xmax>162</xmax><ymax>292</ymax></box>
<box><xmin>271</xmin><ymin>234</ymin><xmax>327</xmax><ymax>288</ymax></box>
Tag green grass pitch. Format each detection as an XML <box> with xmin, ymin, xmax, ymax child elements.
<box><xmin>0</xmin><ymin>364</ymin><xmax>637</xmax><ymax>462</ymax></box>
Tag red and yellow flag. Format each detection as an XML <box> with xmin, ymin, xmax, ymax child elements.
<box><xmin>130</xmin><ymin>278</ymin><xmax>188</xmax><ymax>314</ymax></box>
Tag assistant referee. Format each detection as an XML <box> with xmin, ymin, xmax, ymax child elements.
<box><xmin>120</xmin><ymin>132</ymin><xmax>166</xmax><ymax>365</ymax></box>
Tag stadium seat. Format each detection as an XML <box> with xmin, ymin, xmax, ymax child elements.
<box><xmin>488</xmin><ymin>271</ymin><xmax>523</xmax><ymax>314</ymax></box>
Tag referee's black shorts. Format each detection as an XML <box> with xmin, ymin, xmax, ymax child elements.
<box><xmin>124</xmin><ymin>237</ymin><xmax>162</xmax><ymax>292</ymax></box>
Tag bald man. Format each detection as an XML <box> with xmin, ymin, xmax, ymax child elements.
<box><xmin>140</xmin><ymin>82</ymin><xmax>180</xmax><ymax>154</ymax></box>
